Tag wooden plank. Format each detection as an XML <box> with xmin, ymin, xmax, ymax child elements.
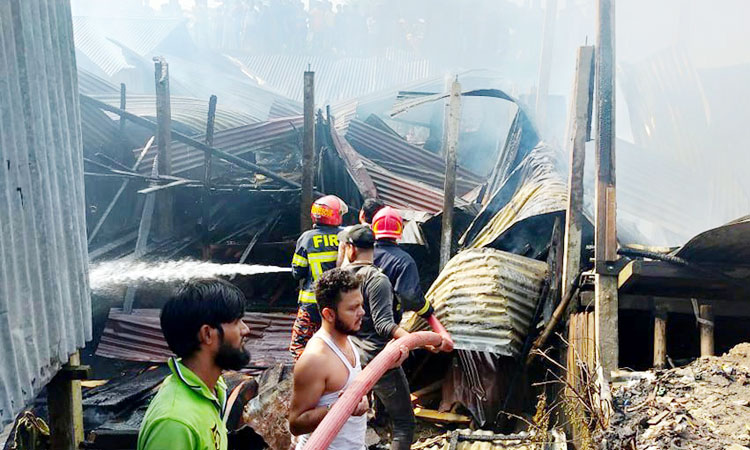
<box><xmin>700</xmin><ymin>304</ymin><xmax>714</xmax><ymax>357</ymax></box>
<box><xmin>594</xmin><ymin>0</ymin><xmax>618</xmax><ymax>379</ymax></box>
<box><xmin>413</xmin><ymin>408</ymin><xmax>471</xmax><ymax>425</ymax></box>
<box><xmin>48</xmin><ymin>353</ymin><xmax>84</xmax><ymax>450</ymax></box>
<box><xmin>202</xmin><ymin>95</ymin><xmax>217</xmax><ymax>260</ymax></box>
<box><xmin>653</xmin><ymin>305</ymin><xmax>667</xmax><ymax>369</ymax></box>
<box><xmin>562</xmin><ymin>46</ymin><xmax>595</xmax><ymax>301</ymax></box>
<box><xmin>440</xmin><ymin>79</ymin><xmax>461</xmax><ymax>270</ymax></box>
<box><xmin>618</xmin><ymin>260</ymin><xmax>745</xmax><ymax>299</ymax></box>
<box><xmin>301</xmin><ymin>70</ymin><xmax>315</xmax><ymax>231</ymax></box>
<box><xmin>118</xmin><ymin>83</ymin><xmax>126</xmax><ymax>135</ymax></box>
<box><xmin>153</xmin><ymin>57</ymin><xmax>173</xmax><ymax>239</ymax></box>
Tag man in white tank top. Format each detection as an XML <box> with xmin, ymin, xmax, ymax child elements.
<box><xmin>289</xmin><ymin>269</ymin><xmax>409</xmax><ymax>449</ymax></box>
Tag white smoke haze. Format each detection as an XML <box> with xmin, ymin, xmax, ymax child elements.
<box><xmin>89</xmin><ymin>259</ymin><xmax>290</xmax><ymax>293</ymax></box>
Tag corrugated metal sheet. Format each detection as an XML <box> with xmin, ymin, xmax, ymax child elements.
<box><xmin>363</xmin><ymin>160</ymin><xmax>467</xmax><ymax>214</ymax></box>
<box><xmin>0</xmin><ymin>0</ymin><xmax>92</xmax><ymax>427</ymax></box>
<box><xmin>404</xmin><ymin>248</ymin><xmax>548</xmax><ymax>357</ymax></box>
<box><xmin>96</xmin><ymin>309</ymin><xmax>294</xmax><ymax>369</ymax></box>
<box><xmin>134</xmin><ymin>115</ymin><xmax>303</xmax><ymax>177</ymax></box>
<box><xmin>94</xmin><ymin>94</ymin><xmax>260</xmax><ymax>134</ymax></box>
<box><xmin>413</xmin><ymin>429</ymin><xmax>566</xmax><ymax>450</ymax></box>
<box><xmin>78</xmin><ymin>68</ymin><xmax>120</xmax><ymax>95</ymax></box>
<box><xmin>72</xmin><ymin>16</ymin><xmax>133</xmax><ymax>77</ymax></box>
<box><xmin>231</xmin><ymin>49</ymin><xmax>433</xmax><ymax>104</ymax></box>
<box><xmin>462</xmin><ymin>144</ymin><xmax>567</xmax><ymax>250</ymax></box>
<box><xmin>346</xmin><ymin>120</ymin><xmax>484</xmax><ymax>196</ymax></box>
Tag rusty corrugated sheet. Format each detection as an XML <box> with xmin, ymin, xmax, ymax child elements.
<box><xmin>134</xmin><ymin>115</ymin><xmax>303</xmax><ymax>177</ymax></box>
<box><xmin>96</xmin><ymin>309</ymin><xmax>294</xmax><ymax>369</ymax></box>
<box><xmin>1</xmin><ymin>0</ymin><xmax>92</xmax><ymax>427</ymax></box>
<box><xmin>405</xmin><ymin>248</ymin><xmax>548</xmax><ymax>357</ymax></box>
<box><xmin>363</xmin><ymin>160</ymin><xmax>462</xmax><ymax>214</ymax></box>
<box><xmin>345</xmin><ymin>119</ymin><xmax>483</xmax><ymax>196</ymax></box>
<box><xmin>413</xmin><ymin>429</ymin><xmax>566</xmax><ymax>450</ymax></box>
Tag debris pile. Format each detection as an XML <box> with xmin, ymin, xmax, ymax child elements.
<box><xmin>600</xmin><ymin>343</ymin><xmax>750</xmax><ymax>450</ymax></box>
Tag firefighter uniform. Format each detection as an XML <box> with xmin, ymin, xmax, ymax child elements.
<box><xmin>289</xmin><ymin>224</ymin><xmax>341</xmax><ymax>359</ymax></box>
<box><xmin>374</xmin><ymin>240</ymin><xmax>433</xmax><ymax>323</ymax></box>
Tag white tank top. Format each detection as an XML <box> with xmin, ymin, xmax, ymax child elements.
<box><xmin>295</xmin><ymin>330</ymin><xmax>367</xmax><ymax>450</ymax></box>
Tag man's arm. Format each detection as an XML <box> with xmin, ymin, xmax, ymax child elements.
<box><xmin>394</xmin><ymin>260</ymin><xmax>433</xmax><ymax>318</ymax></box>
<box><xmin>288</xmin><ymin>353</ymin><xmax>329</xmax><ymax>436</ymax></box>
<box><xmin>366</xmin><ymin>273</ymin><xmax>408</xmax><ymax>339</ymax></box>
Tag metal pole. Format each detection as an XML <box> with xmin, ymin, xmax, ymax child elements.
<box><xmin>301</xmin><ymin>70</ymin><xmax>315</xmax><ymax>231</ymax></box>
<box><xmin>594</xmin><ymin>0</ymin><xmax>619</xmax><ymax>379</ymax></box>
<box><xmin>561</xmin><ymin>46</ymin><xmax>594</xmax><ymax>301</ymax></box>
<box><xmin>439</xmin><ymin>79</ymin><xmax>461</xmax><ymax>271</ymax></box>
<box><xmin>153</xmin><ymin>56</ymin><xmax>173</xmax><ymax>239</ymax></box>
<box><xmin>202</xmin><ymin>95</ymin><xmax>217</xmax><ymax>260</ymax></box>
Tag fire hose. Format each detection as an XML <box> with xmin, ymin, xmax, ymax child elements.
<box><xmin>302</xmin><ymin>330</ymin><xmax>444</xmax><ymax>450</ymax></box>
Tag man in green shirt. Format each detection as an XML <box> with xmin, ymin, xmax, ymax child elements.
<box><xmin>138</xmin><ymin>278</ymin><xmax>251</xmax><ymax>450</ymax></box>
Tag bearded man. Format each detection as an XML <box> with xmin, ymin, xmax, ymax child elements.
<box><xmin>289</xmin><ymin>268</ymin><xmax>408</xmax><ymax>449</ymax></box>
<box><xmin>138</xmin><ymin>278</ymin><xmax>251</xmax><ymax>450</ymax></box>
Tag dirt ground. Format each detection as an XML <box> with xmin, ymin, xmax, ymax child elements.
<box><xmin>599</xmin><ymin>343</ymin><xmax>750</xmax><ymax>449</ymax></box>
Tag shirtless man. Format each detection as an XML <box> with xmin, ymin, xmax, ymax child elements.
<box><xmin>289</xmin><ymin>268</ymin><xmax>407</xmax><ymax>449</ymax></box>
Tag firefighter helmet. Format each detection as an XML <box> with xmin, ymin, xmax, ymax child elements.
<box><xmin>311</xmin><ymin>195</ymin><xmax>347</xmax><ymax>226</ymax></box>
<box><xmin>371</xmin><ymin>206</ymin><xmax>403</xmax><ymax>240</ymax></box>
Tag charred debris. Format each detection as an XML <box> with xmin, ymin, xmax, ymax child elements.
<box><xmin>6</xmin><ymin>3</ymin><xmax>750</xmax><ymax>450</ymax></box>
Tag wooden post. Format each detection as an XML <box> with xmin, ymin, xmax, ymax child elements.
<box><xmin>118</xmin><ymin>83</ymin><xmax>126</xmax><ymax>134</ymax></box>
<box><xmin>534</xmin><ymin>0</ymin><xmax>558</xmax><ymax>133</ymax></box>
<box><xmin>202</xmin><ymin>95</ymin><xmax>217</xmax><ymax>260</ymax></box>
<box><xmin>48</xmin><ymin>353</ymin><xmax>85</xmax><ymax>450</ymax></box>
<box><xmin>594</xmin><ymin>0</ymin><xmax>619</xmax><ymax>379</ymax></box>
<box><xmin>562</xmin><ymin>46</ymin><xmax>595</xmax><ymax>301</ymax></box>
<box><xmin>439</xmin><ymin>79</ymin><xmax>461</xmax><ymax>271</ymax></box>
<box><xmin>700</xmin><ymin>304</ymin><xmax>714</xmax><ymax>357</ymax></box>
<box><xmin>153</xmin><ymin>57</ymin><xmax>173</xmax><ymax>239</ymax></box>
<box><xmin>301</xmin><ymin>70</ymin><xmax>315</xmax><ymax>231</ymax></box>
<box><xmin>653</xmin><ymin>305</ymin><xmax>667</xmax><ymax>369</ymax></box>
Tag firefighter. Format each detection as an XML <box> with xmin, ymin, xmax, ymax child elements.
<box><xmin>371</xmin><ymin>206</ymin><xmax>453</xmax><ymax>352</ymax></box>
<box><xmin>290</xmin><ymin>195</ymin><xmax>348</xmax><ymax>361</ymax></box>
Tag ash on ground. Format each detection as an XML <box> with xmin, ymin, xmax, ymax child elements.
<box><xmin>599</xmin><ymin>343</ymin><xmax>750</xmax><ymax>450</ymax></box>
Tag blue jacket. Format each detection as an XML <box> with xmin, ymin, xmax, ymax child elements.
<box><xmin>374</xmin><ymin>239</ymin><xmax>433</xmax><ymax>323</ymax></box>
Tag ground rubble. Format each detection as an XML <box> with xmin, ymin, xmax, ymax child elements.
<box><xmin>598</xmin><ymin>343</ymin><xmax>750</xmax><ymax>450</ymax></box>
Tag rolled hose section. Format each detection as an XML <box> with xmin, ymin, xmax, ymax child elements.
<box><xmin>426</xmin><ymin>315</ymin><xmax>454</xmax><ymax>350</ymax></box>
<box><xmin>301</xmin><ymin>331</ymin><xmax>443</xmax><ymax>450</ymax></box>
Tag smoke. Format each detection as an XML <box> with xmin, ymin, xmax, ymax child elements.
<box><xmin>89</xmin><ymin>259</ymin><xmax>290</xmax><ymax>293</ymax></box>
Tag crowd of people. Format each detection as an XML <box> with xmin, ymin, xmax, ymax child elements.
<box><xmin>136</xmin><ymin>195</ymin><xmax>454</xmax><ymax>450</ymax></box>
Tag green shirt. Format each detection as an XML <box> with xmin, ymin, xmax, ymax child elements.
<box><xmin>137</xmin><ymin>358</ymin><xmax>228</xmax><ymax>450</ymax></box>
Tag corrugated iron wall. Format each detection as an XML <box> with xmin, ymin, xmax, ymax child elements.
<box><xmin>0</xmin><ymin>0</ymin><xmax>92</xmax><ymax>427</ymax></box>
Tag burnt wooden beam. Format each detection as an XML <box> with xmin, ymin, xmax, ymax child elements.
<box><xmin>79</xmin><ymin>95</ymin><xmax>308</xmax><ymax>192</ymax></box>
<box><xmin>618</xmin><ymin>260</ymin><xmax>748</xmax><ymax>299</ymax></box>
<box><xmin>301</xmin><ymin>70</ymin><xmax>315</xmax><ymax>231</ymax></box>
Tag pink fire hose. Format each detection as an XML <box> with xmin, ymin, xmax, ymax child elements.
<box><xmin>302</xmin><ymin>331</ymin><xmax>443</xmax><ymax>450</ymax></box>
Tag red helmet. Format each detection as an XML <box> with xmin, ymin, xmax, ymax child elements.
<box><xmin>371</xmin><ymin>206</ymin><xmax>403</xmax><ymax>240</ymax></box>
<box><xmin>311</xmin><ymin>195</ymin><xmax>347</xmax><ymax>226</ymax></box>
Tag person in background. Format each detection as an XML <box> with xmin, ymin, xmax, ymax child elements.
<box><xmin>138</xmin><ymin>278</ymin><xmax>251</xmax><ymax>450</ymax></box>
<box><xmin>358</xmin><ymin>197</ymin><xmax>385</xmax><ymax>226</ymax></box>
<box><xmin>290</xmin><ymin>195</ymin><xmax>348</xmax><ymax>360</ymax></box>
<box><xmin>338</xmin><ymin>225</ymin><xmax>430</xmax><ymax>450</ymax></box>
<box><xmin>289</xmin><ymin>268</ymin><xmax>409</xmax><ymax>449</ymax></box>
<box><xmin>370</xmin><ymin>206</ymin><xmax>454</xmax><ymax>353</ymax></box>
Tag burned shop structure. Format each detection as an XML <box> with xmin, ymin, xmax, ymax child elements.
<box><xmin>4</xmin><ymin>1</ymin><xmax>750</xmax><ymax>450</ymax></box>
